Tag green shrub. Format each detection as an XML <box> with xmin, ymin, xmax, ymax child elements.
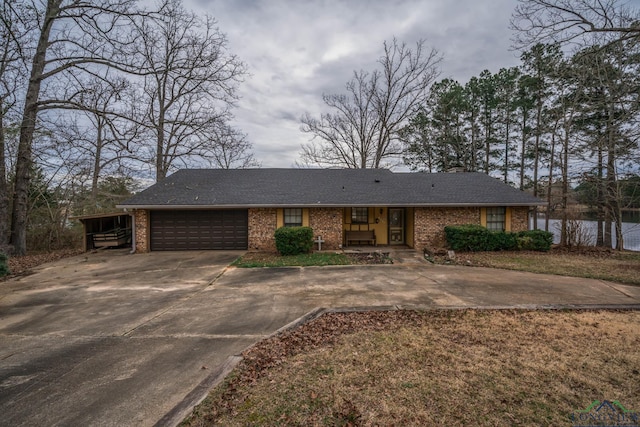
<box><xmin>444</xmin><ymin>224</ymin><xmax>489</xmax><ymax>251</ymax></box>
<box><xmin>516</xmin><ymin>230</ymin><xmax>553</xmax><ymax>251</ymax></box>
<box><xmin>445</xmin><ymin>225</ymin><xmax>549</xmax><ymax>252</ymax></box>
<box><xmin>274</xmin><ymin>226</ymin><xmax>314</xmax><ymax>256</ymax></box>
<box><xmin>487</xmin><ymin>231</ymin><xmax>518</xmax><ymax>251</ymax></box>
<box><xmin>0</xmin><ymin>252</ymin><xmax>10</xmax><ymax>277</ymax></box>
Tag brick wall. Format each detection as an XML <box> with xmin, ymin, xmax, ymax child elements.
<box><xmin>134</xmin><ymin>206</ymin><xmax>531</xmax><ymax>254</ymax></box>
<box><xmin>309</xmin><ymin>208</ymin><xmax>343</xmax><ymax>250</ymax></box>
<box><xmin>248</xmin><ymin>208</ymin><xmax>277</xmax><ymax>251</ymax></box>
<box><xmin>413</xmin><ymin>207</ymin><xmax>480</xmax><ymax>251</ymax></box>
<box><xmin>248</xmin><ymin>207</ymin><xmax>343</xmax><ymax>252</ymax></box>
<box><xmin>510</xmin><ymin>207</ymin><xmax>530</xmax><ymax>232</ymax></box>
<box><xmin>134</xmin><ymin>209</ymin><xmax>149</xmax><ymax>253</ymax></box>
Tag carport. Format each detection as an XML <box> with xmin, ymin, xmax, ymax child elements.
<box><xmin>74</xmin><ymin>212</ymin><xmax>132</xmax><ymax>251</ymax></box>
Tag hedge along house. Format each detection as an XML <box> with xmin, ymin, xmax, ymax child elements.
<box><xmin>116</xmin><ymin>169</ymin><xmax>544</xmax><ymax>253</ymax></box>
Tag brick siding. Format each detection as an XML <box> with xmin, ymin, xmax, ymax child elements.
<box><xmin>135</xmin><ymin>206</ymin><xmax>532</xmax><ymax>253</ymax></box>
<box><xmin>309</xmin><ymin>208</ymin><xmax>343</xmax><ymax>250</ymax></box>
<box><xmin>510</xmin><ymin>207</ymin><xmax>530</xmax><ymax>232</ymax></box>
<box><xmin>248</xmin><ymin>208</ymin><xmax>277</xmax><ymax>251</ymax></box>
<box><xmin>248</xmin><ymin>208</ymin><xmax>344</xmax><ymax>252</ymax></box>
<box><xmin>134</xmin><ymin>209</ymin><xmax>149</xmax><ymax>253</ymax></box>
<box><xmin>413</xmin><ymin>207</ymin><xmax>480</xmax><ymax>251</ymax></box>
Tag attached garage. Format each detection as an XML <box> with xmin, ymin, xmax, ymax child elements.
<box><xmin>150</xmin><ymin>210</ymin><xmax>248</xmax><ymax>251</ymax></box>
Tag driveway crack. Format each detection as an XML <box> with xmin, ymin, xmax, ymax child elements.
<box><xmin>121</xmin><ymin>266</ymin><xmax>231</xmax><ymax>337</ymax></box>
<box><xmin>600</xmin><ymin>280</ymin><xmax>636</xmax><ymax>299</ymax></box>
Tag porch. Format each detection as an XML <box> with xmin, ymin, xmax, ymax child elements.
<box><xmin>342</xmin><ymin>207</ymin><xmax>415</xmax><ymax>248</ymax></box>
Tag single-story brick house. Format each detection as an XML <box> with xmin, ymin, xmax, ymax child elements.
<box><xmin>116</xmin><ymin>168</ymin><xmax>544</xmax><ymax>253</ymax></box>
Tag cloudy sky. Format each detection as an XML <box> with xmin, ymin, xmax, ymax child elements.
<box><xmin>187</xmin><ymin>0</ymin><xmax>522</xmax><ymax>168</ymax></box>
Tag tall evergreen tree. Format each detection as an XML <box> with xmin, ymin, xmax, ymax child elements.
<box><xmin>520</xmin><ymin>44</ymin><xmax>563</xmax><ymax>228</ymax></box>
<box><xmin>494</xmin><ymin>67</ymin><xmax>521</xmax><ymax>183</ymax></box>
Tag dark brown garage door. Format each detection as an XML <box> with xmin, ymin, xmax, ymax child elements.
<box><xmin>150</xmin><ymin>210</ymin><xmax>248</xmax><ymax>251</ymax></box>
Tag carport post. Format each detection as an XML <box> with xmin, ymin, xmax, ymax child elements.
<box><xmin>127</xmin><ymin>210</ymin><xmax>136</xmax><ymax>254</ymax></box>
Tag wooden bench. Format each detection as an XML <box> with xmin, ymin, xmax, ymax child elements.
<box><xmin>345</xmin><ymin>230</ymin><xmax>376</xmax><ymax>247</ymax></box>
<box><xmin>91</xmin><ymin>228</ymin><xmax>131</xmax><ymax>248</ymax></box>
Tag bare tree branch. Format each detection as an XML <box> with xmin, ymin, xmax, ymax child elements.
<box><xmin>300</xmin><ymin>38</ymin><xmax>441</xmax><ymax>169</ymax></box>
<box><xmin>512</xmin><ymin>0</ymin><xmax>640</xmax><ymax>49</ymax></box>
<box><xmin>128</xmin><ymin>0</ymin><xmax>248</xmax><ymax>180</ymax></box>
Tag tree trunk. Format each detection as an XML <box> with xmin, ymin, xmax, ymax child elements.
<box><xmin>156</xmin><ymin>108</ymin><xmax>166</xmax><ymax>181</ymax></box>
<box><xmin>596</xmin><ymin>146</ymin><xmax>604</xmax><ymax>246</ymax></box>
<box><xmin>532</xmin><ymin>95</ymin><xmax>543</xmax><ymax>231</ymax></box>
<box><xmin>545</xmin><ymin>127</ymin><xmax>556</xmax><ymax>232</ymax></box>
<box><xmin>560</xmin><ymin>127</ymin><xmax>569</xmax><ymax>246</ymax></box>
<box><xmin>10</xmin><ymin>0</ymin><xmax>63</xmax><ymax>255</ymax></box>
<box><xmin>0</xmin><ymin>111</ymin><xmax>9</xmax><ymax>251</ymax></box>
<box><xmin>470</xmin><ymin>111</ymin><xmax>477</xmax><ymax>172</ymax></box>
<box><xmin>605</xmin><ymin>96</ymin><xmax>619</xmax><ymax>250</ymax></box>
<box><xmin>503</xmin><ymin>112</ymin><xmax>511</xmax><ymax>183</ymax></box>
<box><xmin>91</xmin><ymin>118</ymin><xmax>104</xmax><ymax>203</ymax></box>
<box><xmin>519</xmin><ymin>109</ymin><xmax>528</xmax><ymax>191</ymax></box>
<box><xmin>484</xmin><ymin>107</ymin><xmax>491</xmax><ymax>174</ymax></box>
<box><xmin>604</xmin><ymin>211</ymin><xmax>612</xmax><ymax>248</ymax></box>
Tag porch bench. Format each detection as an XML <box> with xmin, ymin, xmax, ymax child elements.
<box><xmin>345</xmin><ymin>230</ymin><xmax>376</xmax><ymax>247</ymax></box>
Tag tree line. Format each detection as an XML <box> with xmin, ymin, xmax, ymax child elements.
<box><xmin>2</xmin><ymin>0</ymin><xmax>639</xmax><ymax>255</ymax></box>
<box><xmin>300</xmin><ymin>0</ymin><xmax>640</xmax><ymax>250</ymax></box>
<box><xmin>0</xmin><ymin>0</ymin><xmax>256</xmax><ymax>255</ymax></box>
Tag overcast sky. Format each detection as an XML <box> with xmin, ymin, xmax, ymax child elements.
<box><xmin>186</xmin><ymin>0</ymin><xmax>522</xmax><ymax>168</ymax></box>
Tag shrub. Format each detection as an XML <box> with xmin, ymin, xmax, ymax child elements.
<box><xmin>274</xmin><ymin>226</ymin><xmax>314</xmax><ymax>256</ymax></box>
<box><xmin>444</xmin><ymin>224</ymin><xmax>489</xmax><ymax>251</ymax></box>
<box><xmin>0</xmin><ymin>252</ymin><xmax>9</xmax><ymax>277</ymax></box>
<box><xmin>516</xmin><ymin>230</ymin><xmax>553</xmax><ymax>251</ymax></box>
<box><xmin>445</xmin><ymin>225</ymin><xmax>551</xmax><ymax>252</ymax></box>
<box><xmin>487</xmin><ymin>231</ymin><xmax>518</xmax><ymax>251</ymax></box>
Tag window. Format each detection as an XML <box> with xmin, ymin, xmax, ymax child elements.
<box><xmin>284</xmin><ymin>208</ymin><xmax>302</xmax><ymax>227</ymax></box>
<box><xmin>486</xmin><ymin>207</ymin><xmax>506</xmax><ymax>231</ymax></box>
<box><xmin>351</xmin><ymin>207</ymin><xmax>368</xmax><ymax>224</ymax></box>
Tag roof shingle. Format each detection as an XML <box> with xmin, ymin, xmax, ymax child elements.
<box><xmin>118</xmin><ymin>169</ymin><xmax>544</xmax><ymax>208</ymax></box>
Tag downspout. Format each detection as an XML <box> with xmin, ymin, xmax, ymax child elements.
<box><xmin>128</xmin><ymin>209</ymin><xmax>136</xmax><ymax>254</ymax></box>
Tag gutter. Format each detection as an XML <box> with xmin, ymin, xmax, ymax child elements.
<box><xmin>116</xmin><ymin>202</ymin><xmax>547</xmax><ymax>210</ymax></box>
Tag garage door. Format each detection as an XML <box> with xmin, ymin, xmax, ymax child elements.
<box><xmin>150</xmin><ymin>210</ymin><xmax>248</xmax><ymax>251</ymax></box>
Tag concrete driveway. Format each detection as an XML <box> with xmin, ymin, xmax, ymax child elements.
<box><xmin>0</xmin><ymin>250</ymin><xmax>251</xmax><ymax>427</ymax></box>
<box><xmin>1</xmin><ymin>250</ymin><xmax>640</xmax><ymax>426</ymax></box>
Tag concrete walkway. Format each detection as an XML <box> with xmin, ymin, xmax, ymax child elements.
<box><xmin>1</xmin><ymin>250</ymin><xmax>639</xmax><ymax>426</ymax></box>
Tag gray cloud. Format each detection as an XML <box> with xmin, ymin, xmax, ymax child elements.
<box><xmin>186</xmin><ymin>0</ymin><xmax>521</xmax><ymax>168</ymax></box>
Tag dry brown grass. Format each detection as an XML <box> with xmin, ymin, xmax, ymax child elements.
<box><xmin>182</xmin><ymin>310</ymin><xmax>640</xmax><ymax>426</ymax></box>
<box><xmin>453</xmin><ymin>249</ymin><xmax>640</xmax><ymax>286</ymax></box>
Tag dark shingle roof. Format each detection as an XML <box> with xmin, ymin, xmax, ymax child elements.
<box><xmin>118</xmin><ymin>169</ymin><xmax>544</xmax><ymax>208</ymax></box>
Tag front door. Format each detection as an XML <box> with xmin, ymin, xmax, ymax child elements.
<box><xmin>389</xmin><ymin>208</ymin><xmax>405</xmax><ymax>245</ymax></box>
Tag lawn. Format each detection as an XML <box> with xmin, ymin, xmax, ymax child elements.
<box><xmin>452</xmin><ymin>248</ymin><xmax>640</xmax><ymax>286</ymax></box>
<box><xmin>232</xmin><ymin>251</ymin><xmax>391</xmax><ymax>268</ymax></box>
<box><xmin>182</xmin><ymin>309</ymin><xmax>640</xmax><ymax>426</ymax></box>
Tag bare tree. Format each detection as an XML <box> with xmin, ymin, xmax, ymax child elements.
<box><xmin>300</xmin><ymin>38</ymin><xmax>441</xmax><ymax>169</ymax></box>
<box><xmin>202</xmin><ymin>124</ymin><xmax>259</xmax><ymax>169</ymax></box>
<box><xmin>7</xmin><ymin>0</ymin><xmax>143</xmax><ymax>255</ymax></box>
<box><xmin>512</xmin><ymin>0</ymin><xmax>640</xmax><ymax>48</ymax></box>
<box><xmin>300</xmin><ymin>72</ymin><xmax>379</xmax><ymax>168</ymax></box>
<box><xmin>49</xmin><ymin>76</ymin><xmax>138</xmax><ymax>203</ymax></box>
<box><xmin>0</xmin><ymin>1</ymin><xmax>31</xmax><ymax>251</ymax></box>
<box><xmin>130</xmin><ymin>0</ymin><xmax>247</xmax><ymax>181</ymax></box>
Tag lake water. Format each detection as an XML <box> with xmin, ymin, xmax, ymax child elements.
<box><xmin>534</xmin><ymin>218</ymin><xmax>640</xmax><ymax>251</ymax></box>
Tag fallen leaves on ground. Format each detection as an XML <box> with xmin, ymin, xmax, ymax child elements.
<box><xmin>183</xmin><ymin>309</ymin><xmax>640</xmax><ymax>427</ymax></box>
<box><xmin>3</xmin><ymin>249</ymin><xmax>83</xmax><ymax>280</ymax></box>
